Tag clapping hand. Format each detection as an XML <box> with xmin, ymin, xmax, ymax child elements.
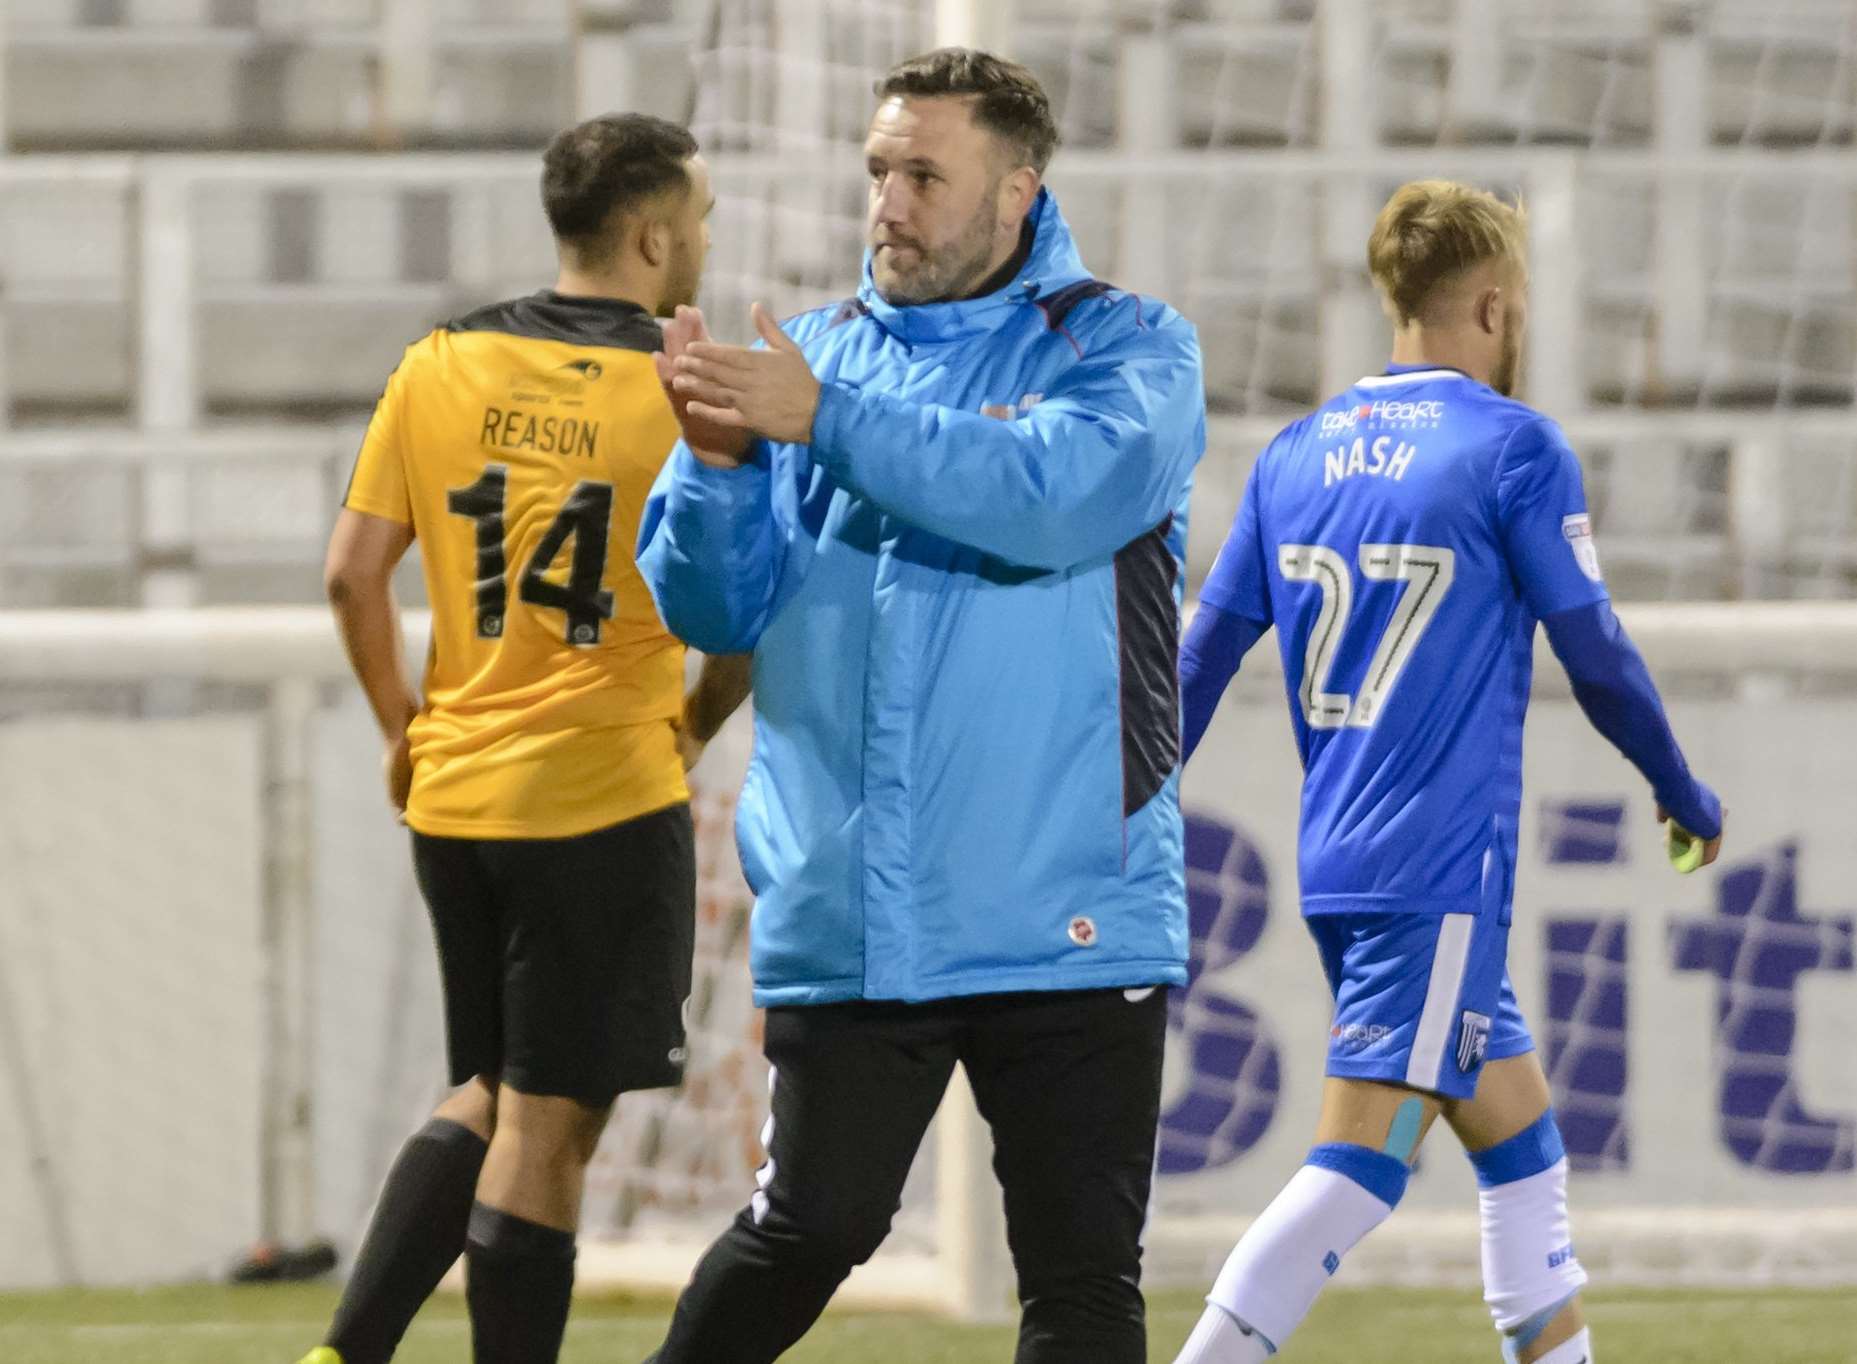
<box><xmin>656</xmin><ymin>305</ymin><xmax>754</xmax><ymax>467</ymax></box>
<box><xmin>671</xmin><ymin>302</ymin><xmax>823</xmax><ymax>446</ymax></box>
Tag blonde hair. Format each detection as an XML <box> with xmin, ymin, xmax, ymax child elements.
<box><xmin>1367</xmin><ymin>180</ymin><xmax>1527</xmax><ymax>326</ymax></box>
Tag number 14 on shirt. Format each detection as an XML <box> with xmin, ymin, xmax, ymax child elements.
<box><xmin>447</xmin><ymin>462</ymin><xmax>618</xmax><ymax>646</ymax></box>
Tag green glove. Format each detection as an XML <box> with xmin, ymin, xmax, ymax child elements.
<box><xmin>1667</xmin><ymin>822</ymin><xmax>1706</xmax><ymax>874</ymax></box>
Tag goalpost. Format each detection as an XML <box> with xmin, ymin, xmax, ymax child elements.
<box><xmin>0</xmin><ymin>604</ymin><xmax>1852</xmax><ymax>1307</ymax></box>
<box><xmin>7</xmin><ymin>0</ymin><xmax>1857</xmax><ymax>1317</ymax></box>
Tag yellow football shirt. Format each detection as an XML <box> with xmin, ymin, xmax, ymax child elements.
<box><xmin>344</xmin><ymin>291</ymin><xmax>688</xmax><ymax>839</ymax></box>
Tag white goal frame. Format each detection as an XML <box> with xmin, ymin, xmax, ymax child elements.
<box><xmin>2</xmin><ymin>602</ymin><xmax>1853</xmax><ymax>1313</ymax></box>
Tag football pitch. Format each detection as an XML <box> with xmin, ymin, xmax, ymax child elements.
<box><xmin>2</xmin><ymin>1283</ymin><xmax>1853</xmax><ymax>1363</ymax></box>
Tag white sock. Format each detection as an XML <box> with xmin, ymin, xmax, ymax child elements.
<box><xmin>1479</xmin><ymin>1159</ymin><xmax>1587</xmax><ymax>1331</ymax></box>
<box><xmin>1204</xmin><ymin>1162</ymin><xmax>1397</xmax><ymax>1350</ymax></box>
<box><xmin>1173</xmin><ymin>1301</ymin><xmax>1273</xmax><ymax>1364</ymax></box>
<box><xmin>1527</xmin><ymin>1327</ymin><xmax>1593</xmax><ymax>1364</ymax></box>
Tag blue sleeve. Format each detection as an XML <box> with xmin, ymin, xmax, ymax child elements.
<box><xmin>1180</xmin><ymin>602</ymin><xmax>1269</xmax><ymax>764</ymax></box>
<box><xmin>1541</xmin><ymin>599</ymin><xmax>1722</xmax><ymax>839</ymax></box>
<box><xmin>806</xmin><ymin>308</ymin><xmax>1205</xmax><ymax>570</ymax></box>
<box><xmin>1198</xmin><ymin>460</ymin><xmax>1273</xmax><ymax>625</ymax></box>
<box><xmin>1495</xmin><ymin>417</ymin><xmax>1609</xmax><ymax>619</ymax></box>
<box><xmin>635</xmin><ymin>440</ymin><xmax>784</xmax><ymax>654</ymax></box>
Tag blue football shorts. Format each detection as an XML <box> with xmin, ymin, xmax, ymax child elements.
<box><xmin>1305</xmin><ymin>904</ymin><xmax>1535</xmax><ymax>1099</ymax></box>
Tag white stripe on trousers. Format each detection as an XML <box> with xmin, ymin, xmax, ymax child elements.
<box><xmin>1405</xmin><ymin>913</ymin><xmax>1476</xmax><ymax>1090</ymax></box>
<box><xmin>751</xmin><ymin>1064</ymin><xmax>778</xmax><ymax>1224</ymax></box>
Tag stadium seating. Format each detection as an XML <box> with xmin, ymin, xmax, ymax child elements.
<box><xmin>2</xmin><ymin>0</ymin><xmax>1854</xmax><ymax>607</ymax></box>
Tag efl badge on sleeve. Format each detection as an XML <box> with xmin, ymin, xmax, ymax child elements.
<box><xmin>1457</xmin><ymin>1010</ymin><xmax>1493</xmax><ymax>1073</ymax></box>
<box><xmin>1561</xmin><ymin>513</ymin><xmax>1603</xmax><ymax>582</ymax></box>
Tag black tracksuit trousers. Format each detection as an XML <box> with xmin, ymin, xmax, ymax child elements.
<box><xmin>645</xmin><ymin>986</ymin><xmax>1169</xmax><ymax>1364</ymax></box>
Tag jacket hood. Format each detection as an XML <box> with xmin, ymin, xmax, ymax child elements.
<box><xmin>856</xmin><ymin>187</ymin><xmax>1093</xmax><ymax>346</ymax></box>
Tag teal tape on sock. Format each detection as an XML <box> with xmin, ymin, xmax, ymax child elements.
<box><xmin>1505</xmin><ymin>1291</ymin><xmax>1580</xmax><ymax>1353</ymax></box>
<box><xmin>1383</xmin><ymin>1097</ymin><xmax>1424</xmax><ymax>1162</ymax></box>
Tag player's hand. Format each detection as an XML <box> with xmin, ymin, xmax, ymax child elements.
<box><xmin>384</xmin><ymin>732</ymin><xmax>413</xmax><ymax>821</ymax></box>
<box><xmin>671</xmin><ymin>302</ymin><xmax>822</xmax><ymax>446</ymax></box>
<box><xmin>1659</xmin><ymin>802</ymin><xmax>1724</xmax><ymax>872</ymax></box>
<box><xmin>656</xmin><ymin>306</ymin><xmax>753</xmax><ymax>467</ymax></box>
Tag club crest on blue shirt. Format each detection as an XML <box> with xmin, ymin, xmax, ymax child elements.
<box><xmin>1561</xmin><ymin>513</ymin><xmax>1604</xmax><ymax>582</ymax></box>
<box><xmin>981</xmin><ymin>393</ymin><xmax>1044</xmax><ymax>420</ymax></box>
<box><xmin>1457</xmin><ymin>1009</ymin><xmax>1493</xmax><ymax>1072</ymax></box>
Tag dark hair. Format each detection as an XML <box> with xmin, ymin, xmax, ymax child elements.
<box><xmin>541</xmin><ymin>113</ymin><xmax>699</xmax><ymax>246</ymax></box>
<box><xmin>874</xmin><ymin>48</ymin><xmax>1060</xmax><ymax>173</ymax></box>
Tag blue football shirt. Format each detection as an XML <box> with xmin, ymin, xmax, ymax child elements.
<box><xmin>1201</xmin><ymin>365</ymin><xmax>1608</xmax><ymax>918</ymax></box>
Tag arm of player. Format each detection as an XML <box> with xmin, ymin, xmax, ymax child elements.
<box><xmin>676</xmin><ymin>651</ymin><xmax>753</xmax><ymax>772</ymax></box>
<box><xmin>1495</xmin><ymin>417</ymin><xmax>1723</xmax><ymax>859</ymax></box>
<box><xmin>1180</xmin><ymin>464</ymin><xmax>1274</xmax><ymax>764</ymax></box>
<box><xmin>324</xmin><ymin>507</ymin><xmax>419</xmax><ymax>814</ymax></box>
<box><xmin>1541</xmin><ymin>601</ymin><xmax>1723</xmax><ymax>844</ymax></box>
<box><xmin>635</xmin><ymin>444</ymin><xmax>783</xmax><ymax>655</ymax></box>
<box><xmin>1180</xmin><ymin>604</ymin><xmax>1268</xmax><ymax>764</ymax></box>
<box><xmin>674</xmin><ymin>302</ymin><xmax>1207</xmax><ymax>571</ymax></box>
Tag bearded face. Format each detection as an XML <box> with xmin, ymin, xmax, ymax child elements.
<box><xmin>656</xmin><ymin>155</ymin><xmax>712</xmax><ymax>318</ymax></box>
<box><xmin>662</xmin><ymin>230</ymin><xmax>705</xmax><ymax>315</ymax></box>
<box><xmin>869</xmin><ymin>181</ymin><xmax>1003</xmax><ymax>305</ymax></box>
<box><xmin>1491</xmin><ymin>278</ymin><xmax>1526</xmax><ymax>397</ymax></box>
<box><xmin>864</xmin><ymin>95</ymin><xmax>1023</xmax><ymax>307</ymax></box>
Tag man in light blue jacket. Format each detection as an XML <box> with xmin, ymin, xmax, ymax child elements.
<box><xmin>637</xmin><ymin>48</ymin><xmax>1206</xmax><ymax>1363</ymax></box>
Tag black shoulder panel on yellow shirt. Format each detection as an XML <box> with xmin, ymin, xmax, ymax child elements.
<box><xmin>444</xmin><ymin>290</ymin><xmax>664</xmax><ymax>353</ymax></box>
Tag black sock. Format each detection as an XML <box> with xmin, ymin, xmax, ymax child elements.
<box><xmin>464</xmin><ymin>1202</ymin><xmax>577</xmax><ymax>1364</ymax></box>
<box><xmin>325</xmin><ymin>1118</ymin><xmax>488</xmax><ymax>1364</ymax></box>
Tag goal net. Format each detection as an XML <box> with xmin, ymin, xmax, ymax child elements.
<box><xmin>0</xmin><ymin>606</ymin><xmax>1852</xmax><ymax>1308</ymax></box>
<box><xmin>693</xmin><ymin>0</ymin><xmax>1857</xmax><ymax>604</ymax></box>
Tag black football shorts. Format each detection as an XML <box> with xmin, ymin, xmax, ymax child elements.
<box><xmin>411</xmin><ymin>801</ymin><xmax>695</xmax><ymax>1106</ymax></box>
